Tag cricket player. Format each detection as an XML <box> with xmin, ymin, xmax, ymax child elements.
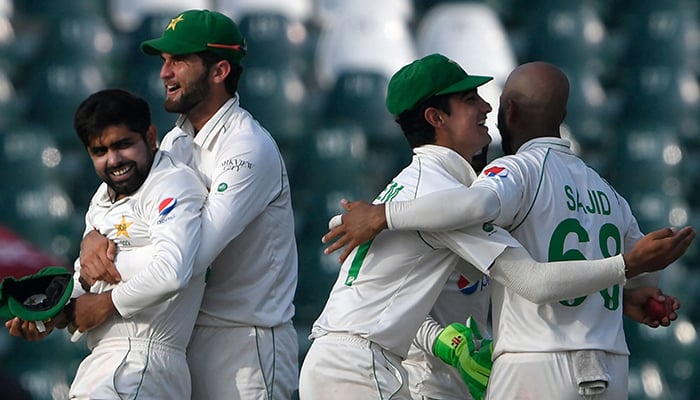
<box><xmin>6</xmin><ymin>89</ymin><xmax>208</xmax><ymax>399</ymax></box>
<box><xmin>298</xmin><ymin>54</ymin><xmax>693</xmax><ymax>400</ymax></box>
<box><xmin>78</xmin><ymin>10</ymin><xmax>299</xmax><ymax>399</ymax></box>
<box><xmin>321</xmin><ymin>62</ymin><xmax>696</xmax><ymax>398</ymax></box>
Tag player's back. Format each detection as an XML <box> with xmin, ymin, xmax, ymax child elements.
<box><xmin>474</xmin><ymin>138</ymin><xmax>643</xmax><ymax>355</ymax></box>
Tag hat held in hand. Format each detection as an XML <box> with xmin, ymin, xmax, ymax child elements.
<box><xmin>0</xmin><ymin>266</ymin><xmax>73</xmax><ymax>324</ymax></box>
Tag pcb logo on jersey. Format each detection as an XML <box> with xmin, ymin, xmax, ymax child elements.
<box><xmin>483</xmin><ymin>166</ymin><xmax>508</xmax><ymax>178</ymax></box>
<box><xmin>157</xmin><ymin>197</ymin><xmax>177</xmax><ymax>224</ymax></box>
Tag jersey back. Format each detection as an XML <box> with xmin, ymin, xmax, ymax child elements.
<box><xmin>473</xmin><ymin>138</ymin><xmax>643</xmax><ymax>356</ymax></box>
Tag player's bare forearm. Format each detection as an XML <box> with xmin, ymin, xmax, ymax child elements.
<box><xmin>322</xmin><ymin>199</ymin><xmax>387</xmax><ymax>263</ymax></box>
<box><xmin>72</xmin><ymin>292</ymin><xmax>118</xmax><ymax>333</ymax></box>
<box><xmin>80</xmin><ymin>229</ymin><xmax>121</xmax><ymax>285</ymax></box>
<box><xmin>623</xmin><ymin>287</ymin><xmax>679</xmax><ymax>328</ymax></box>
<box><xmin>622</xmin><ymin>226</ymin><xmax>696</xmax><ymax>278</ymax></box>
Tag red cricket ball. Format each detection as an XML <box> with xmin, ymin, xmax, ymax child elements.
<box><xmin>644</xmin><ymin>297</ymin><xmax>674</xmax><ymax>321</ymax></box>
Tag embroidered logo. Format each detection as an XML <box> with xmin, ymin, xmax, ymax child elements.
<box><xmin>457</xmin><ymin>275</ymin><xmax>480</xmax><ymax>295</ymax></box>
<box><xmin>158</xmin><ymin>197</ymin><xmax>177</xmax><ymax>216</ymax></box>
<box><xmin>483</xmin><ymin>166</ymin><xmax>508</xmax><ymax>178</ymax></box>
<box><xmin>115</xmin><ymin>215</ymin><xmax>132</xmax><ymax>238</ymax></box>
<box><xmin>482</xmin><ymin>223</ymin><xmax>494</xmax><ymax>232</ymax></box>
<box><xmin>217</xmin><ymin>183</ymin><xmax>228</xmax><ymax>192</ymax></box>
<box><xmin>167</xmin><ymin>15</ymin><xmax>185</xmax><ymax>31</ymax></box>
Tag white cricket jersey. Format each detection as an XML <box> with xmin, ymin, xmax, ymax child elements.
<box><xmin>159</xmin><ymin>95</ymin><xmax>298</xmax><ymax>328</ymax></box>
<box><xmin>472</xmin><ymin>137</ymin><xmax>644</xmax><ymax>357</ymax></box>
<box><xmin>310</xmin><ymin>145</ymin><xmax>521</xmax><ymax>358</ymax></box>
<box><xmin>73</xmin><ymin>151</ymin><xmax>208</xmax><ymax>351</ymax></box>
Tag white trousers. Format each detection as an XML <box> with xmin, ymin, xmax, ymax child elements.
<box><xmin>69</xmin><ymin>337</ymin><xmax>190</xmax><ymax>400</ymax></box>
<box><xmin>299</xmin><ymin>333</ymin><xmax>411</xmax><ymax>400</ymax></box>
<box><xmin>486</xmin><ymin>352</ymin><xmax>628</xmax><ymax>400</ymax></box>
<box><xmin>187</xmin><ymin>321</ymin><xmax>299</xmax><ymax>400</ymax></box>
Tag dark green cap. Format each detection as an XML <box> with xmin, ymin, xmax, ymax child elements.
<box><xmin>386</xmin><ymin>53</ymin><xmax>493</xmax><ymax>115</ymax></box>
<box><xmin>141</xmin><ymin>9</ymin><xmax>247</xmax><ymax>64</ymax></box>
<box><xmin>0</xmin><ymin>266</ymin><xmax>73</xmax><ymax>322</ymax></box>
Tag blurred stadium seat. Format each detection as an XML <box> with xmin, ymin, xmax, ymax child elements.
<box><xmin>322</xmin><ymin>69</ymin><xmax>398</xmax><ymax>139</ymax></box>
<box><xmin>314</xmin><ymin>0</ymin><xmax>413</xmax><ymax>28</ymax></box>
<box><xmin>237</xmin><ymin>65</ymin><xmax>310</xmax><ymax>142</ymax></box>
<box><xmin>416</xmin><ymin>2</ymin><xmax>516</xmax><ymax>85</ymax></box>
<box><xmin>237</xmin><ymin>11</ymin><xmax>311</xmax><ymax>72</ymax></box>
<box><xmin>313</xmin><ymin>12</ymin><xmax>416</xmax><ymax>90</ymax></box>
<box><xmin>621</xmin><ymin>0</ymin><xmax>700</xmax><ymax>70</ymax></box>
<box><xmin>618</xmin><ymin>66</ymin><xmax>700</xmax><ymax>135</ymax></box>
<box><xmin>215</xmin><ymin>0</ymin><xmax>313</xmax><ymax>23</ymax></box>
<box><xmin>108</xmin><ymin>0</ymin><xmax>212</xmax><ymax>32</ymax></box>
<box><xmin>522</xmin><ymin>0</ymin><xmax>610</xmax><ymax>78</ymax></box>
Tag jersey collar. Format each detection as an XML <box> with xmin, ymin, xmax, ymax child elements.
<box><xmin>517</xmin><ymin>137</ymin><xmax>573</xmax><ymax>155</ymax></box>
<box><xmin>415</xmin><ymin>144</ymin><xmax>477</xmax><ymax>186</ymax></box>
<box><xmin>175</xmin><ymin>94</ymin><xmax>239</xmax><ymax>150</ymax></box>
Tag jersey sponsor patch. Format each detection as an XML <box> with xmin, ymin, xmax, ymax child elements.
<box><xmin>483</xmin><ymin>166</ymin><xmax>508</xmax><ymax>178</ymax></box>
<box><xmin>158</xmin><ymin>197</ymin><xmax>177</xmax><ymax>216</ymax></box>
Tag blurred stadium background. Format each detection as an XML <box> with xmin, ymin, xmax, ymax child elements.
<box><xmin>0</xmin><ymin>0</ymin><xmax>698</xmax><ymax>398</ymax></box>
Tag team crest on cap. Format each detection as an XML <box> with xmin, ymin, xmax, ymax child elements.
<box><xmin>158</xmin><ymin>197</ymin><xmax>177</xmax><ymax>216</ymax></box>
<box><xmin>167</xmin><ymin>15</ymin><xmax>185</xmax><ymax>31</ymax></box>
<box><xmin>483</xmin><ymin>166</ymin><xmax>508</xmax><ymax>178</ymax></box>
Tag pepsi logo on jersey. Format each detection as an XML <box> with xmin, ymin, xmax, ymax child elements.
<box><xmin>458</xmin><ymin>275</ymin><xmax>488</xmax><ymax>295</ymax></box>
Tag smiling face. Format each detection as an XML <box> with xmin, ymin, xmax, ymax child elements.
<box><xmin>433</xmin><ymin>89</ymin><xmax>493</xmax><ymax>160</ymax></box>
<box><xmin>87</xmin><ymin>124</ymin><xmax>156</xmax><ymax>201</ymax></box>
<box><xmin>159</xmin><ymin>52</ymin><xmax>212</xmax><ymax>115</ymax></box>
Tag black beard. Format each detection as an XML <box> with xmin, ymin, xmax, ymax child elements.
<box><xmin>164</xmin><ymin>70</ymin><xmax>212</xmax><ymax>114</ymax></box>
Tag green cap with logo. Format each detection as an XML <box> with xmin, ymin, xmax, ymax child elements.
<box><xmin>0</xmin><ymin>266</ymin><xmax>73</xmax><ymax>322</ymax></box>
<box><xmin>141</xmin><ymin>9</ymin><xmax>247</xmax><ymax>64</ymax></box>
<box><xmin>386</xmin><ymin>53</ymin><xmax>493</xmax><ymax>115</ymax></box>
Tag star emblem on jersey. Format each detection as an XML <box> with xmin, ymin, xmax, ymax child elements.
<box><xmin>166</xmin><ymin>15</ymin><xmax>185</xmax><ymax>31</ymax></box>
<box><xmin>115</xmin><ymin>216</ymin><xmax>133</xmax><ymax>238</ymax></box>
<box><xmin>483</xmin><ymin>166</ymin><xmax>508</xmax><ymax>178</ymax></box>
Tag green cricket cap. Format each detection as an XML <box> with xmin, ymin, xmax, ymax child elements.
<box><xmin>0</xmin><ymin>266</ymin><xmax>73</xmax><ymax>322</ymax></box>
<box><xmin>386</xmin><ymin>53</ymin><xmax>493</xmax><ymax>115</ymax></box>
<box><xmin>140</xmin><ymin>9</ymin><xmax>247</xmax><ymax>64</ymax></box>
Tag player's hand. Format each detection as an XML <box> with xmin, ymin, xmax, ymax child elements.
<box><xmin>72</xmin><ymin>292</ymin><xmax>118</xmax><ymax>333</ymax></box>
<box><xmin>322</xmin><ymin>199</ymin><xmax>387</xmax><ymax>263</ymax></box>
<box><xmin>432</xmin><ymin>317</ymin><xmax>492</xmax><ymax>400</ymax></box>
<box><xmin>623</xmin><ymin>287</ymin><xmax>679</xmax><ymax>328</ymax></box>
<box><xmin>622</xmin><ymin>226</ymin><xmax>696</xmax><ymax>278</ymax></box>
<box><xmin>5</xmin><ymin>317</ymin><xmax>55</xmax><ymax>341</ymax></box>
<box><xmin>80</xmin><ymin>229</ymin><xmax>121</xmax><ymax>286</ymax></box>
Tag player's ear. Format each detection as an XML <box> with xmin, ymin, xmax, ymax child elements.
<box><xmin>146</xmin><ymin>124</ymin><xmax>158</xmax><ymax>151</ymax></box>
<box><xmin>504</xmin><ymin>99</ymin><xmax>517</xmax><ymax>124</ymax></box>
<box><xmin>424</xmin><ymin>107</ymin><xmax>444</xmax><ymax>128</ymax></box>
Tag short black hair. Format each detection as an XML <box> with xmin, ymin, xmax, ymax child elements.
<box><xmin>73</xmin><ymin>89</ymin><xmax>151</xmax><ymax>148</ymax></box>
<box><xmin>395</xmin><ymin>93</ymin><xmax>452</xmax><ymax>148</ymax></box>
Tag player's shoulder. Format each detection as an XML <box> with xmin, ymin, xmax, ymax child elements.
<box><xmin>149</xmin><ymin>151</ymin><xmax>205</xmax><ymax>191</ymax></box>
